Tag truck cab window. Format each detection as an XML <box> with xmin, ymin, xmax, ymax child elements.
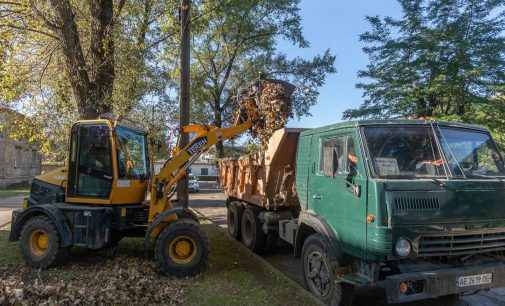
<box><xmin>320</xmin><ymin>137</ymin><xmax>345</xmax><ymax>177</ymax></box>
<box><xmin>364</xmin><ymin>126</ymin><xmax>445</xmax><ymax>178</ymax></box>
<box><xmin>346</xmin><ymin>137</ymin><xmax>358</xmax><ymax>178</ymax></box>
<box><xmin>438</xmin><ymin>128</ymin><xmax>505</xmax><ymax>178</ymax></box>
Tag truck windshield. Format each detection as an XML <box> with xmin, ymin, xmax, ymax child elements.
<box><xmin>364</xmin><ymin>126</ymin><xmax>446</xmax><ymax>178</ymax></box>
<box><xmin>437</xmin><ymin>127</ymin><xmax>505</xmax><ymax>178</ymax></box>
<box><xmin>116</xmin><ymin>126</ymin><xmax>149</xmax><ymax>180</ymax></box>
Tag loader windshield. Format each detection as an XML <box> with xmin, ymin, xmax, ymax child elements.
<box><xmin>116</xmin><ymin>126</ymin><xmax>149</xmax><ymax>180</ymax></box>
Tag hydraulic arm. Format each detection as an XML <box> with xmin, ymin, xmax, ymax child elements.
<box><xmin>148</xmin><ymin>120</ymin><xmax>252</xmax><ymax>221</ymax></box>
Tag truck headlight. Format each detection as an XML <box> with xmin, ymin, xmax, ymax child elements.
<box><xmin>395</xmin><ymin>238</ymin><xmax>411</xmax><ymax>257</ymax></box>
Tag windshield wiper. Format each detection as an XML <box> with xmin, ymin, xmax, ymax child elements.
<box><xmin>463</xmin><ymin>172</ymin><xmax>496</xmax><ymax>180</ymax></box>
<box><xmin>431</xmin><ymin>178</ymin><xmax>447</xmax><ymax>187</ymax></box>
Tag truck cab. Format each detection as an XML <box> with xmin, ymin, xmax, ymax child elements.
<box><xmin>296</xmin><ymin>120</ymin><xmax>505</xmax><ymax>304</ymax></box>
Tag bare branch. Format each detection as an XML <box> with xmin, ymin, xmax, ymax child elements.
<box><xmin>0</xmin><ymin>1</ymin><xmax>23</xmax><ymax>6</ymax></box>
<box><xmin>0</xmin><ymin>23</ymin><xmax>59</xmax><ymax>40</ymax></box>
<box><xmin>39</xmin><ymin>44</ymin><xmax>59</xmax><ymax>90</ymax></box>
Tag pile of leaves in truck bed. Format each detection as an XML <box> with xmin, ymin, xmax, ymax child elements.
<box><xmin>0</xmin><ymin>253</ymin><xmax>187</xmax><ymax>305</ymax></box>
<box><xmin>237</xmin><ymin>79</ymin><xmax>296</xmax><ymax>148</ymax></box>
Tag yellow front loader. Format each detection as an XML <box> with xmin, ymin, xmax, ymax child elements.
<box><xmin>7</xmin><ymin>112</ymin><xmax>254</xmax><ymax>276</ymax></box>
<box><xmin>8</xmin><ymin>78</ymin><xmax>292</xmax><ymax>276</ymax></box>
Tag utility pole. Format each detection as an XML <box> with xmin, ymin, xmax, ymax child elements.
<box><xmin>177</xmin><ymin>0</ymin><xmax>191</xmax><ymax>208</ymax></box>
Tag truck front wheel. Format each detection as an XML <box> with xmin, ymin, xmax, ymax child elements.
<box><xmin>302</xmin><ymin>234</ymin><xmax>354</xmax><ymax>306</ymax></box>
<box><xmin>19</xmin><ymin>216</ymin><xmax>68</xmax><ymax>269</ymax></box>
<box><xmin>154</xmin><ymin>218</ymin><xmax>209</xmax><ymax>277</ymax></box>
<box><xmin>240</xmin><ymin>207</ymin><xmax>266</xmax><ymax>253</ymax></box>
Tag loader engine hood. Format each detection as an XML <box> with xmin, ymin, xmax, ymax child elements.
<box><xmin>27</xmin><ymin>167</ymin><xmax>67</xmax><ymax>206</ymax></box>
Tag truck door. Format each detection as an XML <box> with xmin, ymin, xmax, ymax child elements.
<box><xmin>309</xmin><ymin>131</ymin><xmax>367</xmax><ymax>258</ymax></box>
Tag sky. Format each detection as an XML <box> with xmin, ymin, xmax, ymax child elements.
<box><xmin>279</xmin><ymin>0</ymin><xmax>403</xmax><ymax>128</ymax></box>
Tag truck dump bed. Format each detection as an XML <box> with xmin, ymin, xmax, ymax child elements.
<box><xmin>218</xmin><ymin>128</ymin><xmax>303</xmax><ymax>211</ymax></box>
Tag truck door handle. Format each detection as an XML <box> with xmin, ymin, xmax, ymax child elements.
<box><xmin>312</xmin><ymin>194</ymin><xmax>322</xmax><ymax>200</ymax></box>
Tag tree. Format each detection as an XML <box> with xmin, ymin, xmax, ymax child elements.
<box><xmin>0</xmin><ymin>0</ymin><xmax>173</xmax><ymax>119</ymax></box>
<box><xmin>1</xmin><ymin>0</ymin><xmax>176</xmax><ymax>160</ymax></box>
<box><xmin>344</xmin><ymin>0</ymin><xmax>505</xmax><ymax>120</ymax></box>
<box><xmin>163</xmin><ymin>0</ymin><xmax>336</xmax><ymax>157</ymax></box>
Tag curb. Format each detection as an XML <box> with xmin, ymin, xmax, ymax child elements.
<box><xmin>191</xmin><ymin>208</ymin><xmax>325</xmax><ymax>306</ymax></box>
<box><xmin>0</xmin><ymin>221</ymin><xmax>11</xmax><ymax>230</ymax></box>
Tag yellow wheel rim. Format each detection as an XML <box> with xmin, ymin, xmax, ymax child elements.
<box><xmin>168</xmin><ymin>235</ymin><xmax>197</xmax><ymax>265</ymax></box>
<box><xmin>30</xmin><ymin>230</ymin><xmax>49</xmax><ymax>257</ymax></box>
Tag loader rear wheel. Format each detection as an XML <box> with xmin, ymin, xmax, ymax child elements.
<box><xmin>240</xmin><ymin>207</ymin><xmax>266</xmax><ymax>253</ymax></box>
<box><xmin>20</xmin><ymin>216</ymin><xmax>68</xmax><ymax>269</ymax></box>
<box><xmin>155</xmin><ymin>218</ymin><xmax>209</xmax><ymax>277</ymax></box>
<box><xmin>227</xmin><ymin>201</ymin><xmax>243</xmax><ymax>240</ymax></box>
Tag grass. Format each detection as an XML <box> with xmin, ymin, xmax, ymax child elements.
<box><xmin>0</xmin><ymin>189</ymin><xmax>29</xmax><ymax>200</ymax></box>
<box><xmin>0</xmin><ymin>222</ymin><xmax>320</xmax><ymax>305</ymax></box>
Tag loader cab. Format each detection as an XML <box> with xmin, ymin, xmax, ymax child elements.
<box><xmin>66</xmin><ymin>120</ymin><xmax>150</xmax><ymax>205</ymax></box>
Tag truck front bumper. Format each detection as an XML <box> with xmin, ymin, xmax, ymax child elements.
<box><xmin>380</xmin><ymin>261</ymin><xmax>505</xmax><ymax>304</ymax></box>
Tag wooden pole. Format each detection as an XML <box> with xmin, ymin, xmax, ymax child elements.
<box><xmin>177</xmin><ymin>0</ymin><xmax>191</xmax><ymax>208</ymax></box>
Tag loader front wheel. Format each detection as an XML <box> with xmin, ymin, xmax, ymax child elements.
<box><xmin>19</xmin><ymin>216</ymin><xmax>68</xmax><ymax>269</ymax></box>
<box><xmin>155</xmin><ymin>219</ymin><xmax>209</xmax><ymax>277</ymax></box>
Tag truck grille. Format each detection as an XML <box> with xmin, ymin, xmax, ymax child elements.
<box><xmin>393</xmin><ymin>196</ymin><xmax>440</xmax><ymax>214</ymax></box>
<box><xmin>418</xmin><ymin>229</ymin><xmax>505</xmax><ymax>257</ymax></box>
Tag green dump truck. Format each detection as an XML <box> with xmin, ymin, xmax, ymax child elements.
<box><xmin>218</xmin><ymin>120</ymin><xmax>505</xmax><ymax>305</ymax></box>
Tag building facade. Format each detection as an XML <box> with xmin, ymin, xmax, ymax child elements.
<box><xmin>0</xmin><ymin>109</ymin><xmax>42</xmax><ymax>188</ymax></box>
<box><xmin>153</xmin><ymin>152</ymin><xmax>218</xmax><ymax>181</ymax></box>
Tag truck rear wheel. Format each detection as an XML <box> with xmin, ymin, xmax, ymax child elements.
<box><xmin>227</xmin><ymin>201</ymin><xmax>243</xmax><ymax>240</ymax></box>
<box><xmin>19</xmin><ymin>216</ymin><xmax>68</xmax><ymax>269</ymax></box>
<box><xmin>302</xmin><ymin>234</ymin><xmax>354</xmax><ymax>306</ymax></box>
<box><xmin>240</xmin><ymin>207</ymin><xmax>266</xmax><ymax>253</ymax></box>
<box><xmin>154</xmin><ymin>218</ymin><xmax>209</xmax><ymax>277</ymax></box>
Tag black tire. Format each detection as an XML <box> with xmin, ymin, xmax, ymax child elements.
<box><xmin>240</xmin><ymin>207</ymin><xmax>266</xmax><ymax>253</ymax></box>
<box><xmin>19</xmin><ymin>216</ymin><xmax>68</xmax><ymax>269</ymax></box>
<box><xmin>302</xmin><ymin>234</ymin><xmax>354</xmax><ymax>306</ymax></box>
<box><xmin>227</xmin><ymin>202</ymin><xmax>243</xmax><ymax>240</ymax></box>
<box><xmin>154</xmin><ymin>218</ymin><xmax>209</xmax><ymax>277</ymax></box>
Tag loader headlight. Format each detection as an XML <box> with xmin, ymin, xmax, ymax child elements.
<box><xmin>395</xmin><ymin>238</ymin><xmax>411</xmax><ymax>257</ymax></box>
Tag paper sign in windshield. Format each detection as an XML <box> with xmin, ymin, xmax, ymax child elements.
<box><xmin>375</xmin><ymin>158</ymin><xmax>400</xmax><ymax>176</ymax></box>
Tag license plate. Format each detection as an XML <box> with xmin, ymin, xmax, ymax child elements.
<box><xmin>456</xmin><ymin>273</ymin><xmax>492</xmax><ymax>288</ymax></box>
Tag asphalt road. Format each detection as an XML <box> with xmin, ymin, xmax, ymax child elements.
<box><xmin>0</xmin><ymin>195</ymin><xmax>24</xmax><ymax>227</ymax></box>
<box><xmin>3</xmin><ymin>190</ymin><xmax>505</xmax><ymax>305</ymax></box>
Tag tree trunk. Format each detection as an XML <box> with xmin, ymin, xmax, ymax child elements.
<box><xmin>89</xmin><ymin>0</ymin><xmax>114</xmax><ymax>116</ymax></box>
<box><xmin>48</xmin><ymin>0</ymin><xmax>115</xmax><ymax>120</ymax></box>
<box><xmin>214</xmin><ymin>100</ymin><xmax>225</xmax><ymax>158</ymax></box>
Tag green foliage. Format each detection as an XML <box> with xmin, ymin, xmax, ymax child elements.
<box><xmin>345</xmin><ymin>0</ymin><xmax>505</xmax><ymax>120</ymax></box>
<box><xmin>162</xmin><ymin>0</ymin><xmax>336</xmax><ymax>157</ymax></box>
<box><xmin>0</xmin><ymin>0</ymin><xmax>177</xmax><ymax>161</ymax></box>
<box><xmin>435</xmin><ymin>97</ymin><xmax>505</xmax><ymax>149</ymax></box>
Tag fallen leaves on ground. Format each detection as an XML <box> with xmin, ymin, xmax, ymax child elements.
<box><xmin>0</xmin><ymin>253</ymin><xmax>187</xmax><ymax>305</ymax></box>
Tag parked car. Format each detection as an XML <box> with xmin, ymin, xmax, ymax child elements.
<box><xmin>188</xmin><ymin>175</ymin><xmax>200</xmax><ymax>192</ymax></box>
